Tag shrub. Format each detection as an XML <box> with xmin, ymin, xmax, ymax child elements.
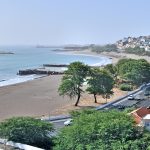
<box><xmin>119</xmin><ymin>83</ymin><xmax>133</xmax><ymax>91</ymax></box>
<box><xmin>0</xmin><ymin>117</ymin><xmax>54</xmax><ymax>149</ymax></box>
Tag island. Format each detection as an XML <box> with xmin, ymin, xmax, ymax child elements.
<box><xmin>0</xmin><ymin>51</ymin><xmax>14</xmax><ymax>54</ymax></box>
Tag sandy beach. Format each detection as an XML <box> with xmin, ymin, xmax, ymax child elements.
<box><xmin>73</xmin><ymin>49</ymin><xmax>150</xmax><ymax>64</ymax></box>
<box><xmin>0</xmin><ymin>75</ymin><xmax>72</xmax><ymax>121</ymax></box>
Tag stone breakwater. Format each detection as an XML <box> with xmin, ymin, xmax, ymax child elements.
<box><xmin>18</xmin><ymin>64</ymin><xmax>67</xmax><ymax>75</ymax></box>
<box><xmin>18</xmin><ymin>64</ymin><xmax>103</xmax><ymax>76</ymax></box>
<box><xmin>43</xmin><ymin>64</ymin><xmax>68</xmax><ymax>67</ymax></box>
<box><xmin>18</xmin><ymin>69</ymin><xmax>64</xmax><ymax>75</ymax></box>
<box><xmin>43</xmin><ymin>64</ymin><xmax>102</xmax><ymax>67</ymax></box>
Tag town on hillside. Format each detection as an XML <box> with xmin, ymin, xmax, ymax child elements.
<box><xmin>116</xmin><ymin>35</ymin><xmax>150</xmax><ymax>51</ymax></box>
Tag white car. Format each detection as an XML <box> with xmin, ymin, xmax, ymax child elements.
<box><xmin>64</xmin><ymin>119</ymin><xmax>73</xmax><ymax>126</ymax></box>
<box><xmin>128</xmin><ymin>95</ymin><xmax>135</xmax><ymax>100</ymax></box>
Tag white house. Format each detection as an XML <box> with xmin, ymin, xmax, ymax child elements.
<box><xmin>145</xmin><ymin>46</ymin><xmax>150</xmax><ymax>51</ymax></box>
<box><xmin>142</xmin><ymin>114</ymin><xmax>150</xmax><ymax>131</ymax></box>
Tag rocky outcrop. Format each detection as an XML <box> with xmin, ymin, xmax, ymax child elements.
<box><xmin>0</xmin><ymin>51</ymin><xmax>14</xmax><ymax>54</ymax></box>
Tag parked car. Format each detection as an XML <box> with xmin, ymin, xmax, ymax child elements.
<box><xmin>128</xmin><ymin>95</ymin><xmax>135</xmax><ymax>100</ymax></box>
<box><xmin>64</xmin><ymin>119</ymin><xmax>73</xmax><ymax>126</ymax></box>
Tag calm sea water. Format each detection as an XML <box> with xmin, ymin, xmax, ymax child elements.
<box><xmin>0</xmin><ymin>46</ymin><xmax>111</xmax><ymax>86</ymax></box>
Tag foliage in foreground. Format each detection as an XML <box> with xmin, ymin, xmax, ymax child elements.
<box><xmin>0</xmin><ymin>117</ymin><xmax>54</xmax><ymax>150</ymax></box>
<box><xmin>54</xmin><ymin>109</ymin><xmax>150</xmax><ymax>150</ymax></box>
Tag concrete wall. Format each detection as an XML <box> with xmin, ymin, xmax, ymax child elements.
<box><xmin>0</xmin><ymin>139</ymin><xmax>44</xmax><ymax>150</ymax></box>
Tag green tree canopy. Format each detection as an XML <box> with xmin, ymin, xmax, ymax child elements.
<box><xmin>0</xmin><ymin>117</ymin><xmax>54</xmax><ymax>149</ymax></box>
<box><xmin>87</xmin><ymin>68</ymin><xmax>114</xmax><ymax>103</ymax></box>
<box><xmin>54</xmin><ymin>109</ymin><xmax>150</xmax><ymax>150</ymax></box>
<box><xmin>104</xmin><ymin>64</ymin><xmax>118</xmax><ymax>80</ymax></box>
<box><xmin>58</xmin><ymin>61</ymin><xmax>90</xmax><ymax>106</ymax></box>
<box><xmin>125</xmin><ymin>46</ymin><xmax>145</xmax><ymax>55</ymax></box>
<box><xmin>91</xmin><ymin>44</ymin><xmax>118</xmax><ymax>53</ymax></box>
<box><xmin>116</xmin><ymin>58</ymin><xmax>150</xmax><ymax>86</ymax></box>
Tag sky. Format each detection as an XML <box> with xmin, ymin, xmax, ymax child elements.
<box><xmin>0</xmin><ymin>0</ymin><xmax>150</xmax><ymax>45</ymax></box>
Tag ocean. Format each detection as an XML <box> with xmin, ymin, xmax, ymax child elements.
<box><xmin>0</xmin><ymin>46</ymin><xmax>111</xmax><ymax>87</ymax></box>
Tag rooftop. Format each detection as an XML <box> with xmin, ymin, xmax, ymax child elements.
<box><xmin>130</xmin><ymin>107</ymin><xmax>150</xmax><ymax>124</ymax></box>
<box><xmin>131</xmin><ymin>107</ymin><xmax>150</xmax><ymax>118</ymax></box>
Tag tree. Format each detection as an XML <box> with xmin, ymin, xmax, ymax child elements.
<box><xmin>86</xmin><ymin>68</ymin><xmax>114</xmax><ymax>103</ymax></box>
<box><xmin>58</xmin><ymin>62</ymin><xmax>90</xmax><ymax>106</ymax></box>
<box><xmin>104</xmin><ymin>64</ymin><xmax>118</xmax><ymax>81</ymax></box>
<box><xmin>54</xmin><ymin>109</ymin><xmax>150</xmax><ymax>150</ymax></box>
<box><xmin>116</xmin><ymin>59</ymin><xmax>150</xmax><ymax>86</ymax></box>
<box><xmin>91</xmin><ymin>44</ymin><xmax>118</xmax><ymax>53</ymax></box>
<box><xmin>125</xmin><ymin>46</ymin><xmax>145</xmax><ymax>55</ymax></box>
<box><xmin>0</xmin><ymin>117</ymin><xmax>54</xmax><ymax>150</ymax></box>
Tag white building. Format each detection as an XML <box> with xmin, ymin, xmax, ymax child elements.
<box><xmin>142</xmin><ymin>114</ymin><xmax>150</xmax><ymax>131</ymax></box>
<box><xmin>145</xmin><ymin>46</ymin><xmax>150</xmax><ymax>51</ymax></box>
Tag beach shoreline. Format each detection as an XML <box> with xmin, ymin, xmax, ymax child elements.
<box><xmin>0</xmin><ymin>49</ymin><xmax>150</xmax><ymax>121</ymax></box>
<box><xmin>0</xmin><ymin>50</ymin><xmax>112</xmax><ymax>88</ymax></box>
<box><xmin>71</xmin><ymin>49</ymin><xmax>150</xmax><ymax>64</ymax></box>
<box><xmin>0</xmin><ymin>75</ymin><xmax>71</xmax><ymax>121</ymax></box>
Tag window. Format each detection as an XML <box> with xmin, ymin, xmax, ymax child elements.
<box><xmin>145</xmin><ymin>122</ymin><xmax>150</xmax><ymax>126</ymax></box>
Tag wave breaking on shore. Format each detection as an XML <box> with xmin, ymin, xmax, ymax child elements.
<box><xmin>0</xmin><ymin>75</ymin><xmax>46</xmax><ymax>87</ymax></box>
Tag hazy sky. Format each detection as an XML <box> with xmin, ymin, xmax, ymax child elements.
<box><xmin>0</xmin><ymin>0</ymin><xmax>150</xmax><ymax>45</ymax></box>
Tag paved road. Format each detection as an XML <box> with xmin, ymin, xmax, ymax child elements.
<box><xmin>52</xmin><ymin>118</ymin><xmax>68</xmax><ymax>130</ymax></box>
<box><xmin>49</xmin><ymin>119</ymin><xmax>69</xmax><ymax>136</ymax></box>
<box><xmin>136</xmin><ymin>97</ymin><xmax>150</xmax><ymax>107</ymax></box>
<box><xmin>49</xmin><ymin>84</ymin><xmax>150</xmax><ymax>132</ymax></box>
<box><xmin>50</xmin><ymin>90</ymin><xmax>147</xmax><ymax>131</ymax></box>
<box><xmin>112</xmin><ymin>90</ymin><xmax>143</xmax><ymax>107</ymax></box>
<box><xmin>97</xmin><ymin>85</ymin><xmax>150</xmax><ymax>110</ymax></box>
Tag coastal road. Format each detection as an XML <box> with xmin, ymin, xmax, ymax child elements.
<box><xmin>97</xmin><ymin>84</ymin><xmax>150</xmax><ymax>110</ymax></box>
<box><xmin>49</xmin><ymin>119</ymin><xmax>69</xmax><ymax>136</ymax></box>
<box><xmin>112</xmin><ymin>90</ymin><xmax>144</xmax><ymax>107</ymax></box>
<box><xmin>51</xmin><ymin>118</ymin><xmax>68</xmax><ymax>129</ymax></box>
<box><xmin>48</xmin><ymin>84</ymin><xmax>150</xmax><ymax>132</ymax></box>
